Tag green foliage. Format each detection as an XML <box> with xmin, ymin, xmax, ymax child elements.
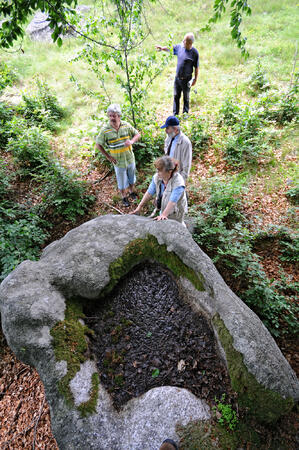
<box><xmin>213</xmin><ymin>394</ymin><xmax>238</xmax><ymax>431</ymax></box>
<box><xmin>260</xmin><ymin>74</ymin><xmax>299</xmax><ymax>125</ymax></box>
<box><xmin>151</xmin><ymin>368</ymin><xmax>160</xmax><ymax>378</ymax></box>
<box><xmin>0</xmin><ymin>0</ymin><xmax>78</xmax><ymax>48</ymax></box>
<box><xmin>0</xmin><ymin>205</ymin><xmax>49</xmax><ymax>281</ymax></box>
<box><xmin>285</xmin><ymin>184</ymin><xmax>299</xmax><ymax>205</ymax></box>
<box><xmin>0</xmin><ymin>61</ymin><xmax>18</xmax><ymax>92</ymax></box>
<box><xmin>6</xmin><ymin>124</ymin><xmax>52</xmax><ymax>175</ymax></box>
<box><xmin>219</xmin><ymin>98</ymin><xmax>268</xmax><ymax>166</ymax></box>
<box><xmin>19</xmin><ymin>79</ymin><xmax>65</xmax><ymax>131</ymax></box>
<box><xmin>134</xmin><ymin>126</ymin><xmax>164</xmax><ymax>166</ymax></box>
<box><xmin>279</xmin><ymin>234</ymin><xmax>299</xmax><ymax>263</ymax></box>
<box><xmin>247</xmin><ymin>60</ymin><xmax>270</xmax><ymax>96</ymax></box>
<box><xmin>187</xmin><ymin>116</ymin><xmax>211</xmax><ymax>159</ymax></box>
<box><xmin>0</xmin><ymin>101</ymin><xmax>14</xmax><ymax>148</ymax></box>
<box><xmin>39</xmin><ymin>164</ymin><xmax>95</xmax><ymax>222</ymax></box>
<box><xmin>201</xmin><ymin>0</ymin><xmax>252</xmax><ymax>57</ymax></box>
<box><xmin>218</xmin><ymin>96</ymin><xmax>241</xmax><ymax>127</ymax></box>
<box><xmin>191</xmin><ymin>178</ymin><xmax>299</xmax><ymax>337</ymax></box>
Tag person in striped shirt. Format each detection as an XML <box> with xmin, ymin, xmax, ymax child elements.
<box><xmin>96</xmin><ymin>104</ymin><xmax>141</xmax><ymax>207</ymax></box>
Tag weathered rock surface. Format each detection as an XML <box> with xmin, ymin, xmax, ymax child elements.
<box><xmin>0</xmin><ymin>215</ymin><xmax>298</xmax><ymax>448</ymax></box>
<box><xmin>26</xmin><ymin>7</ymin><xmax>90</xmax><ymax>42</ymax></box>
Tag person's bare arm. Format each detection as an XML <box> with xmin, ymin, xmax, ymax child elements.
<box><xmin>156</xmin><ymin>45</ymin><xmax>170</xmax><ymax>52</ymax></box>
<box><xmin>130</xmin><ymin>191</ymin><xmax>152</xmax><ymax>215</ymax></box>
<box><xmin>192</xmin><ymin>67</ymin><xmax>199</xmax><ymax>86</ymax></box>
<box><xmin>124</xmin><ymin>132</ymin><xmax>141</xmax><ymax>147</ymax></box>
<box><xmin>153</xmin><ymin>201</ymin><xmax>176</xmax><ymax>221</ymax></box>
<box><xmin>95</xmin><ymin>142</ymin><xmax>117</xmax><ymax>165</ymax></box>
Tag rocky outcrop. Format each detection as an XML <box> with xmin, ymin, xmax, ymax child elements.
<box><xmin>26</xmin><ymin>7</ymin><xmax>90</xmax><ymax>42</ymax></box>
<box><xmin>0</xmin><ymin>215</ymin><xmax>298</xmax><ymax>449</ymax></box>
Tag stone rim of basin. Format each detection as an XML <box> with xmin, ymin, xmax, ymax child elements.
<box><xmin>0</xmin><ymin>215</ymin><xmax>298</xmax><ymax>449</ymax></box>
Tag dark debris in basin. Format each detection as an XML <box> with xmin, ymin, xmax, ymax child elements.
<box><xmin>84</xmin><ymin>264</ymin><xmax>234</xmax><ymax>410</ymax></box>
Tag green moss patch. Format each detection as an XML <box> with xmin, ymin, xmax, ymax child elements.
<box><xmin>177</xmin><ymin>419</ymin><xmax>262</xmax><ymax>450</ymax></box>
<box><xmin>213</xmin><ymin>314</ymin><xmax>294</xmax><ymax>423</ymax></box>
<box><xmin>103</xmin><ymin>234</ymin><xmax>205</xmax><ymax>296</ymax></box>
<box><xmin>50</xmin><ymin>298</ymin><xmax>99</xmax><ymax>416</ymax></box>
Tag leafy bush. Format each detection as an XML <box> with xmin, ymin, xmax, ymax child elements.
<box><xmin>19</xmin><ymin>79</ymin><xmax>65</xmax><ymax>131</ymax></box>
<box><xmin>247</xmin><ymin>60</ymin><xmax>270</xmax><ymax>96</ymax></box>
<box><xmin>0</xmin><ymin>61</ymin><xmax>18</xmax><ymax>93</ymax></box>
<box><xmin>134</xmin><ymin>127</ymin><xmax>164</xmax><ymax>167</ymax></box>
<box><xmin>219</xmin><ymin>100</ymin><xmax>267</xmax><ymax>166</ymax></box>
<box><xmin>191</xmin><ymin>178</ymin><xmax>299</xmax><ymax>337</ymax></box>
<box><xmin>0</xmin><ymin>205</ymin><xmax>48</xmax><ymax>281</ymax></box>
<box><xmin>279</xmin><ymin>234</ymin><xmax>299</xmax><ymax>263</ymax></box>
<box><xmin>188</xmin><ymin>116</ymin><xmax>211</xmax><ymax>159</ymax></box>
<box><xmin>0</xmin><ymin>159</ymin><xmax>13</xmax><ymax>197</ymax></box>
<box><xmin>218</xmin><ymin>96</ymin><xmax>241</xmax><ymax>126</ymax></box>
<box><xmin>225</xmin><ymin>131</ymin><xmax>266</xmax><ymax>166</ymax></box>
<box><xmin>285</xmin><ymin>184</ymin><xmax>299</xmax><ymax>205</ymax></box>
<box><xmin>260</xmin><ymin>74</ymin><xmax>298</xmax><ymax>125</ymax></box>
<box><xmin>0</xmin><ymin>101</ymin><xmax>14</xmax><ymax>148</ymax></box>
<box><xmin>39</xmin><ymin>164</ymin><xmax>95</xmax><ymax>222</ymax></box>
<box><xmin>6</xmin><ymin>125</ymin><xmax>52</xmax><ymax>175</ymax></box>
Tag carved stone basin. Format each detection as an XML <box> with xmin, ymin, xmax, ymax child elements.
<box><xmin>0</xmin><ymin>215</ymin><xmax>298</xmax><ymax>449</ymax></box>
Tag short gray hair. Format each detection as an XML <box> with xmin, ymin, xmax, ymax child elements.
<box><xmin>107</xmin><ymin>104</ymin><xmax>122</xmax><ymax>116</ymax></box>
<box><xmin>184</xmin><ymin>32</ymin><xmax>195</xmax><ymax>43</ymax></box>
<box><xmin>154</xmin><ymin>155</ymin><xmax>179</xmax><ymax>173</ymax></box>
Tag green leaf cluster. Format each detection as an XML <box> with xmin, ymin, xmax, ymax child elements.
<box><xmin>191</xmin><ymin>177</ymin><xmax>299</xmax><ymax>337</ymax></box>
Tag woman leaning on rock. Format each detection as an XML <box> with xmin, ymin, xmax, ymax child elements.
<box><xmin>131</xmin><ymin>156</ymin><xmax>187</xmax><ymax>225</ymax></box>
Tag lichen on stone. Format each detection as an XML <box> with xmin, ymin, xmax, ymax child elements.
<box><xmin>212</xmin><ymin>314</ymin><xmax>294</xmax><ymax>423</ymax></box>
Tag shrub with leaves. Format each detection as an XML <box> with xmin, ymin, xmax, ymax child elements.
<box><xmin>247</xmin><ymin>60</ymin><xmax>270</xmax><ymax>96</ymax></box>
<box><xmin>187</xmin><ymin>116</ymin><xmax>211</xmax><ymax>159</ymax></box>
<box><xmin>39</xmin><ymin>164</ymin><xmax>95</xmax><ymax>222</ymax></box>
<box><xmin>19</xmin><ymin>79</ymin><xmax>65</xmax><ymax>131</ymax></box>
<box><xmin>0</xmin><ymin>61</ymin><xmax>18</xmax><ymax>93</ymax></box>
<box><xmin>0</xmin><ymin>205</ymin><xmax>49</xmax><ymax>281</ymax></box>
<box><xmin>191</xmin><ymin>178</ymin><xmax>299</xmax><ymax>337</ymax></box>
<box><xmin>261</xmin><ymin>74</ymin><xmax>298</xmax><ymax>125</ymax></box>
<box><xmin>285</xmin><ymin>184</ymin><xmax>299</xmax><ymax>206</ymax></box>
<box><xmin>0</xmin><ymin>101</ymin><xmax>14</xmax><ymax>148</ymax></box>
<box><xmin>6</xmin><ymin>124</ymin><xmax>52</xmax><ymax>175</ymax></box>
<box><xmin>218</xmin><ymin>96</ymin><xmax>241</xmax><ymax>127</ymax></box>
<box><xmin>219</xmin><ymin>100</ymin><xmax>267</xmax><ymax>166</ymax></box>
<box><xmin>134</xmin><ymin>127</ymin><xmax>164</xmax><ymax>167</ymax></box>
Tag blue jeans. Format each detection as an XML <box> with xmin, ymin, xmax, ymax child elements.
<box><xmin>114</xmin><ymin>162</ymin><xmax>136</xmax><ymax>191</ymax></box>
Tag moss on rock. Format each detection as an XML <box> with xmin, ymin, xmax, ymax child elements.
<box><xmin>103</xmin><ymin>234</ymin><xmax>205</xmax><ymax>296</ymax></box>
<box><xmin>50</xmin><ymin>298</ymin><xmax>99</xmax><ymax>416</ymax></box>
<box><xmin>212</xmin><ymin>314</ymin><xmax>294</xmax><ymax>423</ymax></box>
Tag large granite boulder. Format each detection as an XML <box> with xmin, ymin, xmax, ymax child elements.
<box><xmin>26</xmin><ymin>7</ymin><xmax>90</xmax><ymax>42</ymax></box>
<box><xmin>0</xmin><ymin>215</ymin><xmax>298</xmax><ymax>449</ymax></box>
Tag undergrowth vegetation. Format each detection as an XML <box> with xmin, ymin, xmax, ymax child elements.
<box><xmin>0</xmin><ymin>73</ymin><xmax>94</xmax><ymax>281</ymax></box>
<box><xmin>190</xmin><ymin>177</ymin><xmax>298</xmax><ymax>338</ymax></box>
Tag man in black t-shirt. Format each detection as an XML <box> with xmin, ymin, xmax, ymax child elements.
<box><xmin>156</xmin><ymin>32</ymin><xmax>199</xmax><ymax>115</ymax></box>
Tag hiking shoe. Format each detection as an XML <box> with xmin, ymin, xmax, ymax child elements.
<box><xmin>129</xmin><ymin>192</ymin><xmax>138</xmax><ymax>201</ymax></box>
<box><xmin>160</xmin><ymin>439</ymin><xmax>178</xmax><ymax>450</ymax></box>
<box><xmin>122</xmin><ymin>197</ymin><xmax>130</xmax><ymax>207</ymax></box>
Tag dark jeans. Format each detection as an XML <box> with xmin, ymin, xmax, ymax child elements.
<box><xmin>173</xmin><ymin>76</ymin><xmax>191</xmax><ymax>115</ymax></box>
